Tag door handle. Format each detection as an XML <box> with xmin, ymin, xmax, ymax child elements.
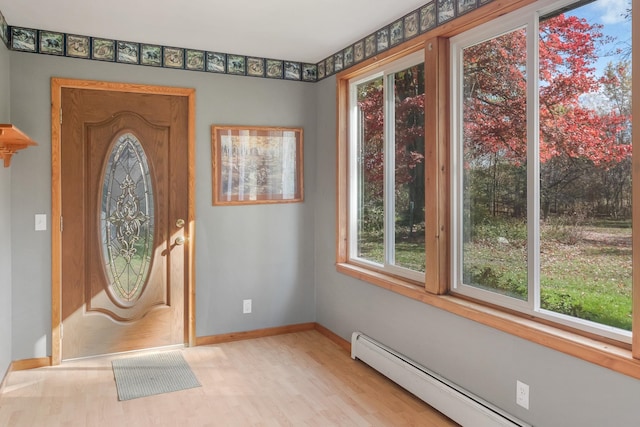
<box><xmin>174</xmin><ymin>236</ymin><xmax>186</xmax><ymax>246</ymax></box>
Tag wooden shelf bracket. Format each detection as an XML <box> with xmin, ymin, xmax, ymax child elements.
<box><xmin>0</xmin><ymin>124</ymin><xmax>38</xmax><ymax>167</ymax></box>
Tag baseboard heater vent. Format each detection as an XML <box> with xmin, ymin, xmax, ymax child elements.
<box><xmin>351</xmin><ymin>332</ymin><xmax>531</xmax><ymax>427</ymax></box>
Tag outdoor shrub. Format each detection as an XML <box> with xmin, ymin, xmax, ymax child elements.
<box><xmin>360</xmin><ymin>202</ymin><xmax>384</xmax><ymax>234</ymax></box>
<box><xmin>540</xmin><ymin>291</ymin><xmax>585</xmax><ymax>318</ymax></box>
<box><xmin>464</xmin><ymin>265</ymin><xmax>527</xmax><ymax>299</ymax></box>
<box><xmin>472</xmin><ymin>217</ymin><xmax>527</xmax><ymax>243</ymax></box>
<box><xmin>542</xmin><ymin>213</ymin><xmax>585</xmax><ymax>245</ymax></box>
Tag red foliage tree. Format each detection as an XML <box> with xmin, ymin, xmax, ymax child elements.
<box><xmin>462</xmin><ymin>13</ymin><xmax>630</xmax><ymax>218</ymax></box>
<box><xmin>464</xmin><ymin>14</ymin><xmax>629</xmax><ymax>166</ymax></box>
<box><xmin>538</xmin><ymin>15</ymin><xmax>629</xmax><ymax>165</ymax></box>
<box><xmin>357</xmin><ymin>66</ymin><xmax>425</xmax><ymax>200</ymax></box>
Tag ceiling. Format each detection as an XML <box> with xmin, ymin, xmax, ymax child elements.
<box><xmin>0</xmin><ymin>0</ymin><xmax>428</xmax><ymax>64</ymax></box>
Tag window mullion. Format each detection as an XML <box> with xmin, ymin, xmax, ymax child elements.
<box><xmin>527</xmin><ymin>13</ymin><xmax>541</xmax><ymax>312</ymax></box>
<box><xmin>384</xmin><ymin>73</ymin><xmax>396</xmax><ymax>268</ymax></box>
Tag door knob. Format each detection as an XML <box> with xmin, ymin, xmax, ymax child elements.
<box><xmin>176</xmin><ymin>218</ymin><xmax>185</xmax><ymax>228</ymax></box>
<box><xmin>175</xmin><ymin>236</ymin><xmax>186</xmax><ymax>246</ymax></box>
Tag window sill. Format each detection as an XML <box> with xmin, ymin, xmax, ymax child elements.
<box><xmin>336</xmin><ymin>262</ymin><xmax>640</xmax><ymax>380</ymax></box>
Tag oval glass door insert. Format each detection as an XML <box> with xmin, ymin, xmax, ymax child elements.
<box><xmin>101</xmin><ymin>132</ymin><xmax>154</xmax><ymax>304</ymax></box>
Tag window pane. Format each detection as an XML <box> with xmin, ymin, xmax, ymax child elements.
<box><xmin>356</xmin><ymin>76</ymin><xmax>384</xmax><ymax>265</ymax></box>
<box><xmin>538</xmin><ymin>1</ymin><xmax>632</xmax><ymax>330</ymax></box>
<box><xmin>393</xmin><ymin>63</ymin><xmax>426</xmax><ymax>272</ymax></box>
<box><xmin>461</xmin><ymin>28</ymin><xmax>528</xmax><ymax>300</ymax></box>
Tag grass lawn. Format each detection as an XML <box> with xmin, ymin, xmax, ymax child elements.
<box><xmin>464</xmin><ymin>222</ymin><xmax>632</xmax><ymax>330</ymax></box>
<box><xmin>359</xmin><ymin>221</ymin><xmax>632</xmax><ymax>331</ymax></box>
<box><xmin>358</xmin><ymin>232</ymin><xmax>426</xmax><ymax>272</ymax></box>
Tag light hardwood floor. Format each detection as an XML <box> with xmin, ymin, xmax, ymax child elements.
<box><xmin>0</xmin><ymin>330</ymin><xmax>458</xmax><ymax>426</ymax></box>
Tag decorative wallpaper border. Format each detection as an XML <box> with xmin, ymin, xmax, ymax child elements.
<box><xmin>5</xmin><ymin>25</ymin><xmax>318</xmax><ymax>82</ymax></box>
<box><xmin>0</xmin><ymin>10</ymin><xmax>8</xmax><ymax>48</ymax></box>
<box><xmin>0</xmin><ymin>0</ymin><xmax>493</xmax><ymax>83</ymax></box>
<box><xmin>316</xmin><ymin>0</ymin><xmax>492</xmax><ymax>80</ymax></box>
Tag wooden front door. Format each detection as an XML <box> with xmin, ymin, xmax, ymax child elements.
<box><xmin>60</xmin><ymin>87</ymin><xmax>190</xmax><ymax>360</ymax></box>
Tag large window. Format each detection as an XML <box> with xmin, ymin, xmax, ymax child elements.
<box><xmin>452</xmin><ymin>0</ymin><xmax>632</xmax><ymax>341</ymax></box>
<box><xmin>337</xmin><ymin>0</ymin><xmax>639</xmax><ymax>378</ymax></box>
<box><xmin>348</xmin><ymin>52</ymin><xmax>426</xmax><ymax>282</ymax></box>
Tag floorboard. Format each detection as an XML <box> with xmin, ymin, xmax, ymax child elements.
<box><xmin>0</xmin><ymin>330</ymin><xmax>458</xmax><ymax>426</ymax></box>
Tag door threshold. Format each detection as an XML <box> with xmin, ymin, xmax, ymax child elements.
<box><xmin>62</xmin><ymin>344</ymin><xmax>186</xmax><ymax>363</ymax></box>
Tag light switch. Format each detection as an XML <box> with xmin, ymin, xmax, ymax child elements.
<box><xmin>35</xmin><ymin>214</ymin><xmax>47</xmax><ymax>231</ymax></box>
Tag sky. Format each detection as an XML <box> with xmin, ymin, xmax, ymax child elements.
<box><xmin>570</xmin><ymin>0</ymin><xmax>631</xmax><ymax>74</ymax></box>
<box><xmin>565</xmin><ymin>0</ymin><xmax>631</xmax><ymax>110</ymax></box>
<box><xmin>591</xmin><ymin>0</ymin><xmax>629</xmax><ymax>24</ymax></box>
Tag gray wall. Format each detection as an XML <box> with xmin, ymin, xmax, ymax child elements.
<box><xmin>0</xmin><ymin>41</ymin><xmax>12</xmax><ymax>378</ymax></box>
<box><xmin>313</xmin><ymin>75</ymin><xmax>640</xmax><ymax>427</ymax></box>
<box><xmin>9</xmin><ymin>51</ymin><xmax>317</xmax><ymax>359</ymax></box>
<box><xmin>7</xmin><ymin>40</ymin><xmax>640</xmax><ymax>427</ymax></box>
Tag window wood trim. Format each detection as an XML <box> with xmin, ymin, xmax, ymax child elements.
<box><xmin>335</xmin><ymin>41</ymin><xmax>431</xmax><ymax>286</ymax></box>
<box><xmin>336</xmin><ymin>36</ymin><xmax>449</xmax><ymax>293</ymax></box>
<box><xmin>336</xmin><ymin>75</ymin><xmax>349</xmax><ymax>264</ymax></box>
<box><xmin>424</xmin><ymin>37</ymin><xmax>450</xmax><ymax>295</ymax></box>
<box><xmin>336</xmin><ymin>0</ymin><xmax>640</xmax><ymax>379</ymax></box>
<box><xmin>335</xmin><ymin>0</ymin><xmax>539</xmax><ymax>288</ymax></box>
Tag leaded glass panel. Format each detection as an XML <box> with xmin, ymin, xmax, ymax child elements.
<box><xmin>101</xmin><ymin>133</ymin><xmax>154</xmax><ymax>304</ymax></box>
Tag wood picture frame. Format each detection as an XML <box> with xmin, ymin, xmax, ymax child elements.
<box><xmin>211</xmin><ymin>125</ymin><xmax>304</xmax><ymax>205</ymax></box>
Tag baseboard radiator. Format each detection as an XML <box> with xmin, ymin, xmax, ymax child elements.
<box><xmin>351</xmin><ymin>332</ymin><xmax>531</xmax><ymax>427</ymax></box>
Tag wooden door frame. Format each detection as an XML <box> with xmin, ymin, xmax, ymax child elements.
<box><xmin>50</xmin><ymin>78</ymin><xmax>196</xmax><ymax>365</ymax></box>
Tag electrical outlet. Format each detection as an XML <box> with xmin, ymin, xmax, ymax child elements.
<box><xmin>243</xmin><ymin>299</ymin><xmax>252</xmax><ymax>314</ymax></box>
<box><xmin>516</xmin><ymin>380</ymin><xmax>529</xmax><ymax>409</ymax></box>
